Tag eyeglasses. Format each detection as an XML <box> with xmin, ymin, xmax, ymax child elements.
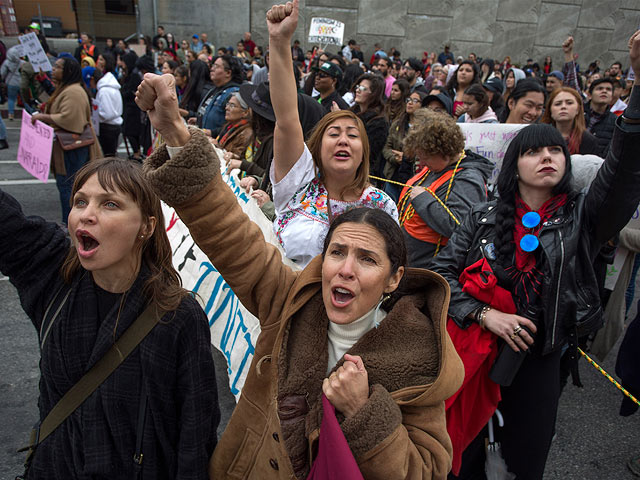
<box><xmin>316</xmin><ymin>72</ymin><xmax>331</xmax><ymax>79</ymax></box>
<box><xmin>355</xmin><ymin>84</ymin><xmax>369</xmax><ymax>92</ymax></box>
<box><xmin>406</xmin><ymin>98</ymin><xmax>421</xmax><ymax>104</ymax></box>
<box><xmin>520</xmin><ymin>211</ymin><xmax>541</xmax><ymax>252</ymax></box>
<box><xmin>226</xmin><ymin>102</ymin><xmax>244</xmax><ymax>110</ymax></box>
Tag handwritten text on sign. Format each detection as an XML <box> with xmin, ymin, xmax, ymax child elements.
<box><xmin>17</xmin><ymin>112</ymin><xmax>54</xmax><ymax>183</ymax></box>
<box><xmin>308</xmin><ymin>17</ymin><xmax>345</xmax><ymax>46</ymax></box>
<box><xmin>18</xmin><ymin>32</ymin><xmax>52</xmax><ymax>72</ymax></box>
<box><xmin>458</xmin><ymin>123</ymin><xmax>525</xmax><ymax>185</ymax></box>
<box><xmin>162</xmin><ymin>152</ymin><xmax>299</xmax><ymax>400</ymax></box>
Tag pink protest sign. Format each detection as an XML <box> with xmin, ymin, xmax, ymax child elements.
<box><xmin>17</xmin><ymin>111</ymin><xmax>54</xmax><ymax>183</ymax></box>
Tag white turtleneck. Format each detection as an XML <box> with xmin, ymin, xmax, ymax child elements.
<box><xmin>327</xmin><ymin>302</ymin><xmax>387</xmax><ymax>374</ymax></box>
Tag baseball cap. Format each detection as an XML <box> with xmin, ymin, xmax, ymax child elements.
<box><xmin>483</xmin><ymin>77</ymin><xmax>504</xmax><ymax>94</ymax></box>
<box><xmin>549</xmin><ymin>70</ymin><xmax>564</xmax><ymax>81</ymax></box>
<box><xmin>313</xmin><ymin>62</ymin><xmax>343</xmax><ymax>80</ymax></box>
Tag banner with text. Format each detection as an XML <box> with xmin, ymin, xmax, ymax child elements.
<box><xmin>162</xmin><ymin>149</ymin><xmax>299</xmax><ymax>399</ymax></box>
<box><xmin>308</xmin><ymin>17</ymin><xmax>345</xmax><ymax>46</ymax></box>
<box><xmin>17</xmin><ymin>112</ymin><xmax>54</xmax><ymax>183</ymax></box>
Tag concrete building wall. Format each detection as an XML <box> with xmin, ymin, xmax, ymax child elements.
<box><xmin>134</xmin><ymin>0</ymin><xmax>638</xmax><ymax>69</ymax></box>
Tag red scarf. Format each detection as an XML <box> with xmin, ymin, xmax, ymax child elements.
<box><xmin>218</xmin><ymin>119</ymin><xmax>249</xmax><ymax>146</ymax></box>
<box><xmin>513</xmin><ymin>193</ymin><xmax>567</xmax><ymax>272</ymax></box>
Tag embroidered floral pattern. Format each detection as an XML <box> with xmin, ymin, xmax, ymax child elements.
<box><xmin>275</xmin><ymin>176</ymin><xmax>398</xmax><ymax>247</ymax></box>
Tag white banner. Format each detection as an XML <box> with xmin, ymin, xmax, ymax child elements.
<box><xmin>308</xmin><ymin>17</ymin><xmax>345</xmax><ymax>46</ymax></box>
<box><xmin>162</xmin><ymin>148</ymin><xmax>298</xmax><ymax>399</ymax></box>
<box><xmin>18</xmin><ymin>32</ymin><xmax>51</xmax><ymax>72</ymax></box>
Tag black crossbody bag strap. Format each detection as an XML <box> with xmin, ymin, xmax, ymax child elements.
<box><xmin>19</xmin><ymin>303</ymin><xmax>164</xmax><ymax>474</ymax></box>
<box><xmin>133</xmin><ymin>386</ymin><xmax>148</xmax><ymax>478</ymax></box>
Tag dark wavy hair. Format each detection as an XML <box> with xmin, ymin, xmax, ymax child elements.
<box><xmin>45</xmin><ymin>57</ymin><xmax>91</xmax><ymax>113</ymax></box>
<box><xmin>179</xmin><ymin>59</ymin><xmax>211</xmax><ymax>113</ymax></box>
<box><xmin>322</xmin><ymin>207</ymin><xmax>407</xmax><ymax>275</ymax></box>
<box><xmin>351</xmin><ymin>72</ymin><xmax>386</xmax><ymax>117</ymax></box>
<box><xmin>446</xmin><ymin>60</ymin><xmax>481</xmax><ymax>96</ymax></box>
<box><xmin>493</xmin><ymin>124</ymin><xmax>574</xmax><ymax>269</ymax></box>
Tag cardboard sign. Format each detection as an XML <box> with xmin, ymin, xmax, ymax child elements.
<box><xmin>308</xmin><ymin>18</ymin><xmax>345</xmax><ymax>46</ymax></box>
<box><xmin>458</xmin><ymin>123</ymin><xmax>525</xmax><ymax>184</ymax></box>
<box><xmin>17</xmin><ymin>111</ymin><xmax>54</xmax><ymax>183</ymax></box>
<box><xmin>162</xmin><ymin>147</ymin><xmax>299</xmax><ymax>399</ymax></box>
<box><xmin>18</xmin><ymin>32</ymin><xmax>51</xmax><ymax>72</ymax></box>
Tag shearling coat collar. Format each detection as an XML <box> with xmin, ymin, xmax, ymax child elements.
<box><xmin>144</xmin><ymin>129</ymin><xmax>465</xmax><ymax>480</ymax></box>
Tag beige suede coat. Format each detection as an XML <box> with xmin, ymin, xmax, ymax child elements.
<box><xmin>46</xmin><ymin>83</ymin><xmax>100</xmax><ymax>175</ymax></box>
<box><xmin>144</xmin><ymin>128</ymin><xmax>465</xmax><ymax>480</ymax></box>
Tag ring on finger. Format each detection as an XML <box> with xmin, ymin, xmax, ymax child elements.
<box><xmin>510</xmin><ymin>332</ymin><xmax>518</xmax><ymax>340</ymax></box>
<box><xmin>513</xmin><ymin>325</ymin><xmax>523</xmax><ymax>336</ymax></box>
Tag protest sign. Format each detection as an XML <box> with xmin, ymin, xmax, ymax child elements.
<box><xmin>18</xmin><ymin>32</ymin><xmax>51</xmax><ymax>72</ymax></box>
<box><xmin>162</xmin><ymin>147</ymin><xmax>299</xmax><ymax>400</ymax></box>
<box><xmin>17</xmin><ymin>112</ymin><xmax>54</xmax><ymax>183</ymax></box>
<box><xmin>458</xmin><ymin>123</ymin><xmax>525</xmax><ymax>184</ymax></box>
<box><xmin>308</xmin><ymin>18</ymin><xmax>345</xmax><ymax>46</ymax></box>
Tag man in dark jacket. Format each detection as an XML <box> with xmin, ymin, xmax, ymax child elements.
<box><xmin>312</xmin><ymin>62</ymin><xmax>349</xmax><ymax>115</ymax></box>
<box><xmin>194</xmin><ymin>55</ymin><xmax>243</xmax><ymax>137</ymax></box>
<box><xmin>585</xmin><ymin>77</ymin><xmax>617</xmax><ymax>156</ymax></box>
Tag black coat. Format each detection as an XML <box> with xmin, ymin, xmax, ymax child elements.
<box><xmin>584</xmin><ymin>102</ymin><xmax>617</xmax><ymax>157</ymax></box>
<box><xmin>0</xmin><ymin>190</ymin><xmax>219</xmax><ymax>479</ymax></box>
<box><xmin>121</xmin><ymin>52</ymin><xmax>144</xmax><ymax>138</ymax></box>
<box><xmin>431</xmin><ymin>115</ymin><xmax>640</xmax><ymax>354</ymax></box>
<box><xmin>356</xmin><ymin>108</ymin><xmax>389</xmax><ymax>178</ymax></box>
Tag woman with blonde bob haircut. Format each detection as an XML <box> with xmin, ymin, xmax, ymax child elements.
<box><xmin>267</xmin><ymin>2</ymin><xmax>397</xmax><ymax>267</ymax></box>
<box><xmin>1</xmin><ymin>157</ymin><xmax>219</xmax><ymax>479</ymax></box>
<box><xmin>541</xmin><ymin>87</ymin><xmax>599</xmax><ymax>155</ymax></box>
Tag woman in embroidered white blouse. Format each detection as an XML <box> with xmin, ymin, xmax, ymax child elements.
<box><xmin>268</xmin><ymin>2</ymin><xmax>398</xmax><ymax>267</ymax></box>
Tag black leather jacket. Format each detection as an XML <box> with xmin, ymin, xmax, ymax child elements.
<box><xmin>432</xmin><ymin>114</ymin><xmax>640</xmax><ymax>355</ymax></box>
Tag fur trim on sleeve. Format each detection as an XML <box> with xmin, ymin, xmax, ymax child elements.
<box><xmin>340</xmin><ymin>383</ymin><xmax>402</xmax><ymax>459</ymax></box>
<box><xmin>143</xmin><ymin>127</ymin><xmax>220</xmax><ymax>206</ymax></box>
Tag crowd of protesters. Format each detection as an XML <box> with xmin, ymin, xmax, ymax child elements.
<box><xmin>1</xmin><ymin>2</ymin><xmax>640</xmax><ymax>478</ymax></box>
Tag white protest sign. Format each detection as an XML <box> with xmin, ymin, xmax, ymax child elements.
<box><xmin>18</xmin><ymin>32</ymin><xmax>51</xmax><ymax>72</ymax></box>
<box><xmin>308</xmin><ymin>18</ymin><xmax>345</xmax><ymax>46</ymax></box>
<box><xmin>458</xmin><ymin>123</ymin><xmax>525</xmax><ymax>185</ymax></box>
<box><xmin>162</xmin><ymin>147</ymin><xmax>299</xmax><ymax>400</ymax></box>
<box><xmin>17</xmin><ymin>111</ymin><xmax>54</xmax><ymax>183</ymax></box>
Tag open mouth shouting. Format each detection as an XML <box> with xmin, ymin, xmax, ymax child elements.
<box><xmin>331</xmin><ymin>286</ymin><xmax>355</xmax><ymax>307</ymax></box>
<box><xmin>76</xmin><ymin>229</ymin><xmax>100</xmax><ymax>258</ymax></box>
<box><xmin>334</xmin><ymin>150</ymin><xmax>351</xmax><ymax>160</ymax></box>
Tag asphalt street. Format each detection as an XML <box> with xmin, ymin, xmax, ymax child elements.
<box><xmin>0</xmin><ymin>115</ymin><xmax>638</xmax><ymax>479</ymax></box>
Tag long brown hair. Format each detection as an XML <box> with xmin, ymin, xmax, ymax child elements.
<box><xmin>306</xmin><ymin>110</ymin><xmax>370</xmax><ymax>198</ymax></box>
<box><xmin>61</xmin><ymin>157</ymin><xmax>188</xmax><ymax>312</ymax></box>
<box><xmin>541</xmin><ymin>87</ymin><xmax>586</xmax><ymax>155</ymax></box>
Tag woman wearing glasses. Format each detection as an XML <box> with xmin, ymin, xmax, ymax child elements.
<box><xmin>350</xmin><ymin>73</ymin><xmax>389</xmax><ymax>180</ymax></box>
<box><xmin>381</xmin><ymin>90</ymin><xmax>426</xmax><ymax>202</ymax></box>
<box><xmin>432</xmin><ymin>31</ymin><xmax>640</xmax><ymax>480</ymax></box>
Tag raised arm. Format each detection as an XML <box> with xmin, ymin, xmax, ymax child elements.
<box><xmin>136</xmin><ymin>73</ymin><xmax>298</xmax><ymax>324</ymax></box>
<box><xmin>561</xmin><ymin>36</ymin><xmax>581</xmax><ymax>95</ymax></box>
<box><xmin>583</xmin><ymin>30</ymin><xmax>640</xmax><ymax>247</ymax></box>
<box><xmin>267</xmin><ymin>0</ymin><xmax>305</xmax><ymax>183</ymax></box>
